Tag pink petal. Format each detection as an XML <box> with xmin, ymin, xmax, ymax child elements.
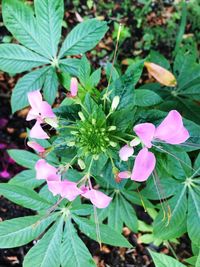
<box><xmin>131</xmin><ymin>147</ymin><xmax>156</xmax><ymax>182</ymax></box>
<box><xmin>27</xmin><ymin>90</ymin><xmax>43</xmax><ymax>111</ymax></box>
<box><xmin>27</xmin><ymin>141</ymin><xmax>45</xmax><ymax>153</ymax></box>
<box><xmin>26</xmin><ymin>108</ymin><xmax>39</xmax><ymax>121</ymax></box>
<box><xmin>70</xmin><ymin>77</ymin><xmax>78</xmax><ymax>97</ymax></box>
<box><xmin>154</xmin><ymin>110</ymin><xmax>189</xmax><ymax>144</ymax></box>
<box><xmin>60</xmin><ymin>180</ymin><xmax>82</xmax><ymax>201</ymax></box>
<box><xmin>47</xmin><ymin>180</ymin><xmax>62</xmax><ymax>196</ymax></box>
<box><xmin>119</xmin><ymin>145</ymin><xmax>134</xmax><ymax>161</ymax></box>
<box><xmin>30</xmin><ymin>121</ymin><xmax>49</xmax><ymax>139</ymax></box>
<box><xmin>35</xmin><ymin>159</ymin><xmax>58</xmax><ymax>180</ymax></box>
<box><xmin>134</xmin><ymin>123</ymin><xmax>155</xmax><ymax>148</ymax></box>
<box><xmin>118</xmin><ymin>171</ymin><xmax>131</xmax><ymax>179</ymax></box>
<box><xmin>0</xmin><ymin>170</ymin><xmax>10</xmax><ymax>179</ymax></box>
<box><xmin>82</xmin><ymin>189</ymin><xmax>112</xmax><ymax>209</ymax></box>
<box><xmin>40</xmin><ymin>101</ymin><xmax>56</xmax><ymax>119</ymax></box>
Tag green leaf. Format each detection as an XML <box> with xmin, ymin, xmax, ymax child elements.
<box><xmin>23</xmin><ymin>218</ymin><xmax>63</xmax><ymax>267</ymax></box>
<box><xmin>2</xmin><ymin>0</ymin><xmax>50</xmax><ymax>58</ymax></box>
<box><xmin>59</xmin><ymin>19</ymin><xmax>108</xmax><ymax>57</ymax></box>
<box><xmin>59</xmin><ymin>58</ymin><xmax>81</xmax><ymax>76</ymax></box>
<box><xmin>35</xmin><ymin>0</ymin><xmax>64</xmax><ymax>58</ymax></box>
<box><xmin>61</xmin><ymin>220</ymin><xmax>96</xmax><ymax>267</ymax></box>
<box><xmin>149</xmin><ymin>50</ymin><xmax>170</xmax><ymax>69</ymax></box>
<box><xmin>78</xmin><ymin>55</ymin><xmax>91</xmax><ymax>86</ymax></box>
<box><xmin>0</xmin><ymin>184</ymin><xmax>51</xmax><ymax>210</ymax></box>
<box><xmin>11</xmin><ymin>66</ymin><xmax>49</xmax><ymax>113</ymax></box>
<box><xmin>43</xmin><ymin>67</ymin><xmax>59</xmax><ymax>105</ymax></box>
<box><xmin>120</xmin><ymin>195</ymin><xmax>138</xmax><ymax>232</ymax></box>
<box><xmin>9</xmin><ymin>170</ymin><xmax>43</xmax><ymax>189</ymax></box>
<box><xmin>153</xmin><ymin>185</ymin><xmax>187</xmax><ymax>240</ymax></box>
<box><xmin>0</xmin><ymin>44</ymin><xmax>48</xmax><ymax>73</ymax></box>
<box><xmin>0</xmin><ymin>214</ymin><xmax>57</xmax><ymax>248</ymax></box>
<box><xmin>149</xmin><ymin>250</ymin><xmax>186</xmax><ymax>267</ymax></box>
<box><xmin>8</xmin><ymin>149</ymin><xmax>39</xmax><ymax>168</ymax></box>
<box><xmin>108</xmin><ymin>194</ymin><xmax>123</xmax><ymax>233</ymax></box>
<box><xmin>73</xmin><ymin>216</ymin><xmax>131</xmax><ymax>248</ymax></box>
<box><xmin>134</xmin><ymin>89</ymin><xmax>162</xmax><ymax>107</ymax></box>
<box><xmin>187</xmin><ymin>188</ymin><xmax>200</xmax><ymax>246</ymax></box>
<box><xmin>89</xmin><ymin>68</ymin><xmax>101</xmax><ymax>88</ymax></box>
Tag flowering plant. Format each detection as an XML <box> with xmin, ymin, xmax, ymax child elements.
<box><xmin>0</xmin><ymin>1</ymin><xmax>200</xmax><ymax>266</ymax></box>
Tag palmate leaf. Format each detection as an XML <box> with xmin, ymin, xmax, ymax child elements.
<box><xmin>8</xmin><ymin>149</ymin><xmax>40</xmax><ymax>168</ymax></box>
<box><xmin>0</xmin><ymin>44</ymin><xmax>49</xmax><ymax>73</ymax></box>
<box><xmin>43</xmin><ymin>67</ymin><xmax>59</xmax><ymax>105</ymax></box>
<box><xmin>59</xmin><ymin>58</ymin><xmax>81</xmax><ymax>76</ymax></box>
<box><xmin>187</xmin><ymin>187</ymin><xmax>200</xmax><ymax>247</ymax></box>
<box><xmin>153</xmin><ymin>185</ymin><xmax>187</xmax><ymax>240</ymax></box>
<box><xmin>134</xmin><ymin>89</ymin><xmax>163</xmax><ymax>107</ymax></box>
<box><xmin>0</xmin><ymin>184</ymin><xmax>51</xmax><ymax>210</ymax></box>
<box><xmin>0</xmin><ymin>214</ymin><xmax>57</xmax><ymax>248</ymax></box>
<box><xmin>23</xmin><ymin>217</ymin><xmax>64</xmax><ymax>267</ymax></box>
<box><xmin>35</xmin><ymin>0</ymin><xmax>64</xmax><ymax>58</ymax></box>
<box><xmin>2</xmin><ymin>0</ymin><xmax>51</xmax><ymax>59</ymax></box>
<box><xmin>73</xmin><ymin>215</ymin><xmax>131</xmax><ymax>248</ymax></box>
<box><xmin>9</xmin><ymin>170</ymin><xmax>43</xmax><ymax>189</ymax></box>
<box><xmin>61</xmin><ymin>219</ymin><xmax>96</xmax><ymax>267</ymax></box>
<box><xmin>59</xmin><ymin>19</ymin><xmax>108</xmax><ymax>57</ymax></box>
<box><xmin>11</xmin><ymin>66</ymin><xmax>50</xmax><ymax>113</ymax></box>
<box><xmin>149</xmin><ymin>250</ymin><xmax>186</xmax><ymax>267</ymax></box>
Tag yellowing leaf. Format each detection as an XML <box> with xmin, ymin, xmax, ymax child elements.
<box><xmin>144</xmin><ymin>62</ymin><xmax>177</xmax><ymax>87</ymax></box>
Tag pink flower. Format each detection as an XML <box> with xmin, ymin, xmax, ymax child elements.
<box><xmin>82</xmin><ymin>188</ymin><xmax>112</xmax><ymax>209</ymax></box>
<box><xmin>0</xmin><ymin>170</ymin><xmax>10</xmax><ymax>179</ymax></box>
<box><xmin>35</xmin><ymin>159</ymin><xmax>59</xmax><ymax>180</ymax></box>
<box><xmin>60</xmin><ymin>180</ymin><xmax>82</xmax><ymax>201</ymax></box>
<box><xmin>131</xmin><ymin>147</ymin><xmax>156</xmax><ymax>182</ymax></box>
<box><xmin>119</xmin><ymin>145</ymin><xmax>134</xmax><ymax>161</ymax></box>
<box><xmin>118</xmin><ymin>171</ymin><xmax>131</xmax><ymax>179</ymax></box>
<box><xmin>134</xmin><ymin>110</ymin><xmax>189</xmax><ymax>147</ymax></box>
<box><xmin>26</xmin><ymin>90</ymin><xmax>57</xmax><ymax>139</ymax></box>
<box><xmin>27</xmin><ymin>141</ymin><xmax>45</xmax><ymax>153</ymax></box>
<box><xmin>70</xmin><ymin>77</ymin><xmax>78</xmax><ymax>97</ymax></box>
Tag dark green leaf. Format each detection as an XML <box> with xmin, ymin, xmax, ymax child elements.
<box><xmin>8</xmin><ymin>149</ymin><xmax>39</xmax><ymax>168</ymax></box>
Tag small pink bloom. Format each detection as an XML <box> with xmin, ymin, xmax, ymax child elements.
<box><xmin>119</xmin><ymin>145</ymin><xmax>134</xmax><ymax>161</ymax></box>
<box><xmin>35</xmin><ymin>159</ymin><xmax>59</xmax><ymax>180</ymax></box>
<box><xmin>134</xmin><ymin>123</ymin><xmax>155</xmax><ymax>148</ymax></box>
<box><xmin>70</xmin><ymin>77</ymin><xmax>78</xmax><ymax>97</ymax></box>
<box><xmin>131</xmin><ymin>147</ymin><xmax>156</xmax><ymax>182</ymax></box>
<box><xmin>154</xmin><ymin>110</ymin><xmax>189</xmax><ymax>145</ymax></box>
<box><xmin>30</xmin><ymin>121</ymin><xmax>49</xmax><ymax>139</ymax></box>
<box><xmin>27</xmin><ymin>90</ymin><xmax>55</xmax><ymax>122</ymax></box>
<box><xmin>118</xmin><ymin>171</ymin><xmax>131</xmax><ymax>179</ymax></box>
<box><xmin>82</xmin><ymin>189</ymin><xmax>112</xmax><ymax>209</ymax></box>
<box><xmin>27</xmin><ymin>141</ymin><xmax>45</xmax><ymax>153</ymax></box>
<box><xmin>47</xmin><ymin>178</ymin><xmax>62</xmax><ymax>196</ymax></box>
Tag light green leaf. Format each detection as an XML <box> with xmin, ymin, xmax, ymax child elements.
<box><xmin>0</xmin><ymin>214</ymin><xmax>57</xmax><ymax>248</ymax></box>
<box><xmin>0</xmin><ymin>44</ymin><xmax>48</xmax><ymax>73</ymax></box>
<box><xmin>23</xmin><ymin>218</ymin><xmax>63</xmax><ymax>267</ymax></box>
<box><xmin>61</xmin><ymin>220</ymin><xmax>96</xmax><ymax>267</ymax></box>
<box><xmin>108</xmin><ymin>194</ymin><xmax>123</xmax><ymax>233</ymax></box>
<box><xmin>73</xmin><ymin>216</ymin><xmax>131</xmax><ymax>248</ymax></box>
<box><xmin>8</xmin><ymin>149</ymin><xmax>39</xmax><ymax>168</ymax></box>
<box><xmin>149</xmin><ymin>250</ymin><xmax>186</xmax><ymax>267</ymax></box>
<box><xmin>9</xmin><ymin>170</ymin><xmax>43</xmax><ymax>189</ymax></box>
<box><xmin>59</xmin><ymin>19</ymin><xmax>108</xmax><ymax>57</ymax></box>
<box><xmin>0</xmin><ymin>184</ymin><xmax>51</xmax><ymax>210</ymax></box>
<box><xmin>43</xmin><ymin>67</ymin><xmax>59</xmax><ymax>105</ymax></box>
<box><xmin>35</xmin><ymin>0</ymin><xmax>64</xmax><ymax>58</ymax></box>
<box><xmin>134</xmin><ymin>89</ymin><xmax>162</xmax><ymax>107</ymax></box>
<box><xmin>187</xmin><ymin>188</ymin><xmax>200</xmax><ymax>246</ymax></box>
<box><xmin>11</xmin><ymin>66</ymin><xmax>49</xmax><ymax>113</ymax></box>
<box><xmin>88</xmin><ymin>68</ymin><xmax>101</xmax><ymax>88</ymax></box>
<box><xmin>59</xmin><ymin>58</ymin><xmax>81</xmax><ymax>76</ymax></box>
<box><xmin>120</xmin><ymin>195</ymin><xmax>138</xmax><ymax>232</ymax></box>
<box><xmin>78</xmin><ymin>55</ymin><xmax>91</xmax><ymax>86</ymax></box>
<box><xmin>2</xmin><ymin>0</ymin><xmax>50</xmax><ymax>58</ymax></box>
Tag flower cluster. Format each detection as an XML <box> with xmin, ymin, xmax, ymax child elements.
<box><xmin>119</xmin><ymin>110</ymin><xmax>189</xmax><ymax>181</ymax></box>
<box><xmin>35</xmin><ymin>159</ymin><xmax>112</xmax><ymax>209</ymax></box>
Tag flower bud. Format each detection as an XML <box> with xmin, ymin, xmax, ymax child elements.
<box><xmin>110</xmin><ymin>141</ymin><xmax>117</xmax><ymax>147</ymax></box>
<box><xmin>78</xmin><ymin>112</ymin><xmax>85</xmax><ymax>121</ymax></box>
<box><xmin>111</xmin><ymin>96</ymin><xmax>120</xmax><ymax>111</ymax></box>
<box><xmin>78</xmin><ymin>159</ymin><xmax>86</xmax><ymax>170</ymax></box>
<box><xmin>108</xmin><ymin>126</ymin><xmax>117</xmax><ymax>131</ymax></box>
<box><xmin>130</xmin><ymin>137</ymin><xmax>141</xmax><ymax>147</ymax></box>
<box><xmin>70</xmin><ymin>77</ymin><xmax>78</xmax><ymax>97</ymax></box>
